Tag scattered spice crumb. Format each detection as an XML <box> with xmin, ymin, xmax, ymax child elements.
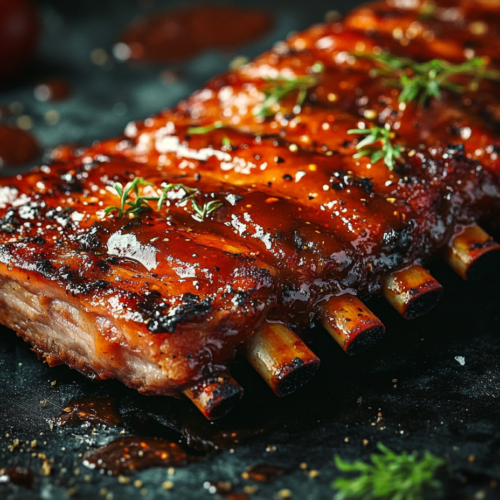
<box><xmin>277</xmin><ymin>489</ymin><xmax>292</xmax><ymax>498</ymax></box>
<box><xmin>243</xmin><ymin>485</ymin><xmax>258</xmax><ymax>494</ymax></box>
<box><xmin>162</xmin><ymin>480</ymin><xmax>174</xmax><ymax>490</ymax></box>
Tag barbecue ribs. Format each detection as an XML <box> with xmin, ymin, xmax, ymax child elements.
<box><xmin>1</xmin><ymin>0</ymin><xmax>500</xmax><ymax>418</ymax></box>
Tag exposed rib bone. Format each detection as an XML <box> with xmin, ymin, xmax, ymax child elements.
<box><xmin>445</xmin><ymin>225</ymin><xmax>500</xmax><ymax>281</ymax></box>
<box><xmin>245</xmin><ymin>323</ymin><xmax>320</xmax><ymax>396</ymax></box>
<box><xmin>183</xmin><ymin>375</ymin><xmax>243</xmax><ymax>420</ymax></box>
<box><xmin>383</xmin><ymin>265</ymin><xmax>443</xmax><ymax>319</ymax></box>
<box><xmin>321</xmin><ymin>294</ymin><xmax>385</xmax><ymax>355</ymax></box>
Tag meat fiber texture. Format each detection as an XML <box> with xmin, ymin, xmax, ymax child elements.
<box><xmin>1</xmin><ymin>0</ymin><xmax>500</xmax><ymax>395</ymax></box>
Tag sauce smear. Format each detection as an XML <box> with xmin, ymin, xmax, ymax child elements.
<box><xmin>34</xmin><ymin>78</ymin><xmax>71</xmax><ymax>102</ymax></box>
<box><xmin>0</xmin><ymin>467</ymin><xmax>35</xmax><ymax>488</ymax></box>
<box><xmin>0</xmin><ymin>125</ymin><xmax>39</xmax><ymax>168</ymax></box>
<box><xmin>242</xmin><ymin>464</ymin><xmax>290</xmax><ymax>483</ymax></box>
<box><xmin>53</xmin><ymin>395</ymin><xmax>122</xmax><ymax>427</ymax></box>
<box><xmin>117</xmin><ymin>4</ymin><xmax>272</xmax><ymax>63</ymax></box>
<box><xmin>83</xmin><ymin>436</ymin><xmax>193</xmax><ymax>474</ymax></box>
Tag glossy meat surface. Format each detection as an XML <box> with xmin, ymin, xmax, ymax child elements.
<box><xmin>1</xmin><ymin>0</ymin><xmax>500</xmax><ymax>395</ymax></box>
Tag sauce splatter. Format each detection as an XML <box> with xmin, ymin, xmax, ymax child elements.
<box><xmin>242</xmin><ymin>464</ymin><xmax>290</xmax><ymax>483</ymax></box>
<box><xmin>53</xmin><ymin>395</ymin><xmax>122</xmax><ymax>427</ymax></box>
<box><xmin>116</xmin><ymin>4</ymin><xmax>272</xmax><ymax>63</ymax></box>
<box><xmin>34</xmin><ymin>78</ymin><xmax>71</xmax><ymax>102</ymax></box>
<box><xmin>83</xmin><ymin>436</ymin><xmax>193</xmax><ymax>474</ymax></box>
<box><xmin>204</xmin><ymin>480</ymin><xmax>233</xmax><ymax>494</ymax></box>
<box><xmin>0</xmin><ymin>467</ymin><xmax>35</xmax><ymax>489</ymax></box>
<box><xmin>0</xmin><ymin>0</ymin><xmax>39</xmax><ymax>81</ymax></box>
<box><xmin>0</xmin><ymin>125</ymin><xmax>39</xmax><ymax>168</ymax></box>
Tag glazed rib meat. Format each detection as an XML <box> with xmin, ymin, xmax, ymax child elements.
<box><xmin>2</xmin><ymin>0</ymin><xmax>500</xmax><ymax>408</ymax></box>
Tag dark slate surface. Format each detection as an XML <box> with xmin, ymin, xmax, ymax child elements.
<box><xmin>1</xmin><ymin>1</ymin><xmax>500</xmax><ymax>499</ymax></box>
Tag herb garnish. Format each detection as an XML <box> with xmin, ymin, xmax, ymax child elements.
<box><xmin>333</xmin><ymin>443</ymin><xmax>445</xmax><ymax>500</ymax></box>
<box><xmin>348</xmin><ymin>124</ymin><xmax>401</xmax><ymax>170</ymax></box>
<box><xmin>104</xmin><ymin>177</ymin><xmax>157</xmax><ymax>217</ymax></box>
<box><xmin>187</xmin><ymin>122</ymin><xmax>225</xmax><ymax>134</ymax></box>
<box><xmin>105</xmin><ymin>177</ymin><xmax>223</xmax><ymax>221</ymax></box>
<box><xmin>192</xmin><ymin>199</ymin><xmax>224</xmax><ymax>220</ymax></box>
<box><xmin>359</xmin><ymin>51</ymin><xmax>499</xmax><ymax>105</ymax></box>
<box><xmin>253</xmin><ymin>62</ymin><xmax>324</xmax><ymax>117</ymax></box>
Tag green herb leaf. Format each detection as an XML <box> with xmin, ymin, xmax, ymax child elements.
<box><xmin>104</xmin><ymin>177</ymin><xmax>223</xmax><ymax>221</ymax></box>
<box><xmin>104</xmin><ymin>177</ymin><xmax>156</xmax><ymax>217</ymax></box>
<box><xmin>187</xmin><ymin>122</ymin><xmax>225</xmax><ymax>134</ymax></box>
<box><xmin>253</xmin><ymin>62</ymin><xmax>324</xmax><ymax>117</ymax></box>
<box><xmin>357</xmin><ymin>51</ymin><xmax>500</xmax><ymax>105</ymax></box>
<box><xmin>348</xmin><ymin>124</ymin><xmax>401</xmax><ymax>170</ymax></box>
<box><xmin>333</xmin><ymin>443</ymin><xmax>445</xmax><ymax>500</ymax></box>
<box><xmin>191</xmin><ymin>199</ymin><xmax>224</xmax><ymax>221</ymax></box>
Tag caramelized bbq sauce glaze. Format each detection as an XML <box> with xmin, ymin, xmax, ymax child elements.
<box><xmin>1</xmin><ymin>0</ymin><xmax>500</xmax><ymax>395</ymax></box>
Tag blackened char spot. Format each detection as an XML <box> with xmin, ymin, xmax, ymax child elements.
<box><xmin>331</xmin><ymin>170</ymin><xmax>373</xmax><ymax>193</ymax></box>
<box><xmin>66</xmin><ymin>279</ymin><xmax>110</xmax><ymax>296</ymax></box>
<box><xmin>97</xmin><ymin>260</ymin><xmax>111</xmax><ymax>272</ymax></box>
<box><xmin>148</xmin><ymin>292</ymin><xmax>212</xmax><ymax>333</ymax></box>
<box><xmin>0</xmin><ymin>209</ymin><xmax>18</xmax><ymax>233</ymax></box>
<box><xmin>31</xmin><ymin>236</ymin><xmax>46</xmax><ymax>244</ymax></box>
<box><xmin>53</xmin><ymin>181</ymin><xmax>84</xmax><ymax>194</ymax></box>
<box><xmin>75</xmin><ymin>222</ymin><xmax>107</xmax><ymax>252</ymax></box>
<box><xmin>36</xmin><ymin>259</ymin><xmax>56</xmax><ymax>278</ymax></box>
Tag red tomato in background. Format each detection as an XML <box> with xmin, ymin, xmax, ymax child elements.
<box><xmin>0</xmin><ymin>0</ymin><xmax>39</xmax><ymax>82</ymax></box>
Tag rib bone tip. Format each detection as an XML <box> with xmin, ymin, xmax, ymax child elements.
<box><xmin>183</xmin><ymin>375</ymin><xmax>243</xmax><ymax>421</ymax></box>
<box><xmin>246</xmin><ymin>322</ymin><xmax>320</xmax><ymax>397</ymax></box>
<box><xmin>383</xmin><ymin>265</ymin><xmax>443</xmax><ymax>320</ymax></box>
<box><xmin>321</xmin><ymin>293</ymin><xmax>385</xmax><ymax>355</ymax></box>
<box><xmin>446</xmin><ymin>225</ymin><xmax>500</xmax><ymax>281</ymax></box>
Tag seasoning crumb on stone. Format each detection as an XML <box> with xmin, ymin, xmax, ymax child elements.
<box><xmin>162</xmin><ymin>480</ymin><xmax>174</xmax><ymax>490</ymax></box>
<box><xmin>277</xmin><ymin>489</ymin><xmax>292</xmax><ymax>498</ymax></box>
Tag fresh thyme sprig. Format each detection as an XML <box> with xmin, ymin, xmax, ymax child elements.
<box><xmin>333</xmin><ymin>443</ymin><xmax>445</xmax><ymax>500</ymax></box>
<box><xmin>104</xmin><ymin>177</ymin><xmax>223</xmax><ymax>221</ymax></box>
<box><xmin>359</xmin><ymin>51</ymin><xmax>500</xmax><ymax>105</ymax></box>
<box><xmin>192</xmin><ymin>199</ymin><xmax>224</xmax><ymax>220</ymax></box>
<box><xmin>187</xmin><ymin>122</ymin><xmax>224</xmax><ymax>134</ymax></box>
<box><xmin>253</xmin><ymin>62</ymin><xmax>324</xmax><ymax>117</ymax></box>
<box><xmin>348</xmin><ymin>124</ymin><xmax>401</xmax><ymax>170</ymax></box>
<box><xmin>104</xmin><ymin>177</ymin><xmax>157</xmax><ymax>217</ymax></box>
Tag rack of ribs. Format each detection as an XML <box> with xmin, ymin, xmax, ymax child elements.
<box><xmin>1</xmin><ymin>0</ymin><xmax>500</xmax><ymax>419</ymax></box>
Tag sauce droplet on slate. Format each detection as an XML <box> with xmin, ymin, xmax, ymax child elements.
<box><xmin>0</xmin><ymin>467</ymin><xmax>35</xmax><ymax>489</ymax></box>
<box><xmin>34</xmin><ymin>78</ymin><xmax>71</xmax><ymax>102</ymax></box>
<box><xmin>117</xmin><ymin>4</ymin><xmax>272</xmax><ymax>63</ymax></box>
<box><xmin>0</xmin><ymin>125</ymin><xmax>39</xmax><ymax>168</ymax></box>
<box><xmin>242</xmin><ymin>463</ymin><xmax>290</xmax><ymax>483</ymax></box>
<box><xmin>53</xmin><ymin>395</ymin><xmax>122</xmax><ymax>427</ymax></box>
<box><xmin>83</xmin><ymin>436</ymin><xmax>193</xmax><ymax>474</ymax></box>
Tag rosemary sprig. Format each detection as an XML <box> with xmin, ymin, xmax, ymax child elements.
<box><xmin>192</xmin><ymin>199</ymin><xmax>224</xmax><ymax>220</ymax></box>
<box><xmin>348</xmin><ymin>124</ymin><xmax>401</xmax><ymax>170</ymax></box>
<box><xmin>187</xmin><ymin>122</ymin><xmax>224</xmax><ymax>134</ymax></box>
<box><xmin>104</xmin><ymin>177</ymin><xmax>157</xmax><ymax>217</ymax></box>
<box><xmin>333</xmin><ymin>443</ymin><xmax>445</xmax><ymax>500</ymax></box>
<box><xmin>359</xmin><ymin>51</ymin><xmax>500</xmax><ymax>105</ymax></box>
<box><xmin>104</xmin><ymin>177</ymin><xmax>223</xmax><ymax>221</ymax></box>
<box><xmin>253</xmin><ymin>62</ymin><xmax>324</xmax><ymax>117</ymax></box>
